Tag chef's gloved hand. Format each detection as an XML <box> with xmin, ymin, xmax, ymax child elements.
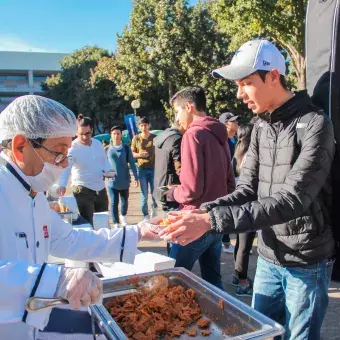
<box><xmin>138</xmin><ymin>217</ymin><xmax>164</xmax><ymax>241</ymax></box>
<box><xmin>55</xmin><ymin>267</ymin><xmax>103</xmax><ymax>310</ymax></box>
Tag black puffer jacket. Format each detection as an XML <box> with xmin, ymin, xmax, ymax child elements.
<box><xmin>154</xmin><ymin>128</ymin><xmax>182</xmax><ymax>201</ymax></box>
<box><xmin>204</xmin><ymin>91</ymin><xmax>335</xmax><ymax>266</ymax></box>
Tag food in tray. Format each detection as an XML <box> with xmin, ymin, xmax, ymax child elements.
<box><xmin>201</xmin><ymin>330</ymin><xmax>211</xmax><ymax>337</ymax></box>
<box><xmin>196</xmin><ymin>317</ymin><xmax>210</xmax><ymax>329</ymax></box>
<box><xmin>218</xmin><ymin>299</ymin><xmax>224</xmax><ymax>310</ymax></box>
<box><xmin>186</xmin><ymin>326</ymin><xmax>197</xmax><ymax>337</ymax></box>
<box><xmin>104</xmin><ymin>276</ymin><xmax>207</xmax><ymax>339</ymax></box>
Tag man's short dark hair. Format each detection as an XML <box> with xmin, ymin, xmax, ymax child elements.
<box><xmin>77</xmin><ymin>114</ymin><xmax>93</xmax><ymax>129</ymax></box>
<box><xmin>139</xmin><ymin>117</ymin><xmax>150</xmax><ymax>125</ymax></box>
<box><xmin>256</xmin><ymin>70</ymin><xmax>288</xmax><ymax>90</ymax></box>
<box><xmin>110</xmin><ymin>125</ymin><xmax>122</xmax><ymax>132</ymax></box>
<box><xmin>170</xmin><ymin>86</ymin><xmax>207</xmax><ymax>112</ymax></box>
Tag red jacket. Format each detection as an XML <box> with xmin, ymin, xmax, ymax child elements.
<box><xmin>174</xmin><ymin>116</ymin><xmax>235</xmax><ymax>210</ymax></box>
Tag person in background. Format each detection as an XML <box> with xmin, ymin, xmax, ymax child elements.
<box><xmin>219</xmin><ymin>111</ymin><xmax>239</xmax><ymax>158</ymax></box>
<box><xmin>107</xmin><ymin>125</ymin><xmax>139</xmax><ymax>228</ymax></box>
<box><xmin>154</xmin><ymin>121</ymin><xmax>184</xmax><ymax>255</ymax></box>
<box><xmin>131</xmin><ymin>117</ymin><xmax>158</xmax><ymax>220</ymax></box>
<box><xmin>219</xmin><ymin>112</ymin><xmax>239</xmax><ymax>254</ymax></box>
<box><xmin>58</xmin><ymin>115</ymin><xmax>113</xmax><ymax>225</ymax></box>
<box><xmin>231</xmin><ymin>124</ymin><xmax>256</xmax><ymax>297</ymax></box>
<box><xmin>154</xmin><ymin>120</ymin><xmax>184</xmax><ymax>212</ymax></box>
<box><xmin>165</xmin><ymin>86</ymin><xmax>235</xmax><ymax>290</ymax></box>
<box><xmin>102</xmin><ymin>140</ymin><xmax>110</xmax><ymax>152</ymax></box>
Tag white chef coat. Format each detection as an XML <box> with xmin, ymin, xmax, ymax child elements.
<box><xmin>0</xmin><ymin>153</ymin><xmax>139</xmax><ymax>340</ymax></box>
<box><xmin>59</xmin><ymin>138</ymin><xmax>111</xmax><ymax>191</ymax></box>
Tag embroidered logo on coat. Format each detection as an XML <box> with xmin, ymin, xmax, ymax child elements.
<box><xmin>43</xmin><ymin>225</ymin><xmax>49</xmax><ymax>238</ymax></box>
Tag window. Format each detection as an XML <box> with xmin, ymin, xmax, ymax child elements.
<box><xmin>0</xmin><ymin>75</ymin><xmax>27</xmax><ymax>81</ymax></box>
<box><xmin>34</xmin><ymin>76</ymin><xmax>47</xmax><ymax>82</ymax></box>
<box><xmin>0</xmin><ymin>97</ymin><xmax>17</xmax><ymax>103</ymax></box>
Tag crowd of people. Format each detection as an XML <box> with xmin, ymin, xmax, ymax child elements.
<box><xmin>0</xmin><ymin>38</ymin><xmax>338</xmax><ymax>340</ymax></box>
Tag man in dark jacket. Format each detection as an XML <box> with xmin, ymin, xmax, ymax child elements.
<box><xmin>165</xmin><ymin>86</ymin><xmax>235</xmax><ymax>290</ymax></box>
<box><xmin>154</xmin><ymin>122</ymin><xmax>183</xmax><ymax>212</ymax></box>
<box><xmin>159</xmin><ymin>40</ymin><xmax>335</xmax><ymax>339</ymax></box>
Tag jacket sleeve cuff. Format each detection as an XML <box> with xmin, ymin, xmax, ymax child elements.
<box><xmin>209</xmin><ymin>210</ymin><xmax>218</xmax><ymax>232</ymax></box>
<box><xmin>25</xmin><ymin>264</ymin><xmax>62</xmax><ymax>330</ymax></box>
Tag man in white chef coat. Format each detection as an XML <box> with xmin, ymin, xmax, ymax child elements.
<box><xmin>0</xmin><ymin>95</ymin><xmax>158</xmax><ymax>340</ymax></box>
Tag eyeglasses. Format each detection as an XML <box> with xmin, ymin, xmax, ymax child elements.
<box><xmin>30</xmin><ymin>141</ymin><xmax>71</xmax><ymax>165</ymax></box>
<box><xmin>78</xmin><ymin>132</ymin><xmax>92</xmax><ymax>137</ymax></box>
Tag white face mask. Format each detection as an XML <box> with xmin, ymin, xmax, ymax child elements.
<box><xmin>27</xmin><ymin>148</ymin><xmax>64</xmax><ymax>192</ymax></box>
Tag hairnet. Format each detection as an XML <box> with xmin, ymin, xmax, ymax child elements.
<box><xmin>0</xmin><ymin>95</ymin><xmax>77</xmax><ymax>140</ymax></box>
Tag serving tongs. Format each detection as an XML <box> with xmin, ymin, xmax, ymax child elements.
<box><xmin>25</xmin><ymin>296</ymin><xmax>69</xmax><ymax>312</ymax></box>
<box><xmin>25</xmin><ymin>275</ymin><xmax>168</xmax><ymax>313</ymax></box>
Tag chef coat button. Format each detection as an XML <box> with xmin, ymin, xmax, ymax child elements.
<box><xmin>36</xmin><ymin>241</ymin><xmax>40</xmax><ymax>248</ymax></box>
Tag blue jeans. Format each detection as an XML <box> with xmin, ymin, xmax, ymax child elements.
<box><xmin>252</xmin><ymin>256</ymin><xmax>334</xmax><ymax>340</ymax></box>
<box><xmin>107</xmin><ymin>187</ymin><xmax>129</xmax><ymax>224</ymax></box>
<box><xmin>170</xmin><ymin>233</ymin><xmax>223</xmax><ymax>290</ymax></box>
<box><xmin>139</xmin><ymin>167</ymin><xmax>157</xmax><ymax>217</ymax></box>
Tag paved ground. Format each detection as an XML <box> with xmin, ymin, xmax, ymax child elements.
<box><xmin>124</xmin><ymin>185</ymin><xmax>340</xmax><ymax>340</ymax></box>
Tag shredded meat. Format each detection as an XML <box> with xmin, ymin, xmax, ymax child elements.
<box><xmin>186</xmin><ymin>327</ymin><xmax>197</xmax><ymax>337</ymax></box>
<box><xmin>104</xmin><ymin>277</ymin><xmax>203</xmax><ymax>339</ymax></box>
<box><xmin>201</xmin><ymin>330</ymin><xmax>211</xmax><ymax>336</ymax></box>
<box><xmin>218</xmin><ymin>299</ymin><xmax>224</xmax><ymax>310</ymax></box>
<box><xmin>197</xmin><ymin>318</ymin><xmax>210</xmax><ymax>329</ymax></box>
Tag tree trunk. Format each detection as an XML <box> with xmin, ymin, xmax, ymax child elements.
<box><xmin>298</xmin><ymin>58</ymin><xmax>306</xmax><ymax>90</ymax></box>
<box><xmin>168</xmin><ymin>82</ymin><xmax>174</xmax><ymax>102</ymax></box>
<box><xmin>285</xmin><ymin>43</ymin><xmax>306</xmax><ymax>90</ymax></box>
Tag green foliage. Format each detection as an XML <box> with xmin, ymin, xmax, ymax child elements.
<box><xmin>44</xmin><ymin>1</ymin><xmax>307</xmax><ymax>128</ymax></box>
<box><xmin>114</xmin><ymin>0</ymin><xmax>246</xmax><ymax>122</ymax></box>
<box><xmin>43</xmin><ymin>46</ymin><xmax>130</xmax><ymax>132</ymax></box>
<box><xmin>209</xmin><ymin>0</ymin><xmax>308</xmax><ymax>89</ymax></box>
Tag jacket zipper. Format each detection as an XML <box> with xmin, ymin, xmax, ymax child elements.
<box><xmin>269</xmin><ymin>125</ymin><xmax>277</xmax><ymax>196</ymax></box>
<box><xmin>268</xmin><ymin>124</ymin><xmax>281</xmax><ymax>262</ymax></box>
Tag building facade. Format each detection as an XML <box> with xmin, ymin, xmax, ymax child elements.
<box><xmin>0</xmin><ymin>51</ymin><xmax>68</xmax><ymax>111</ymax></box>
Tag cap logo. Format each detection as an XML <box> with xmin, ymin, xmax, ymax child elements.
<box><xmin>263</xmin><ymin>60</ymin><xmax>270</xmax><ymax>66</ymax></box>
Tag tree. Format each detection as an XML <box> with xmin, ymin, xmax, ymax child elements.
<box><xmin>114</xmin><ymin>0</ymin><xmax>245</xmax><ymax>121</ymax></box>
<box><xmin>209</xmin><ymin>0</ymin><xmax>308</xmax><ymax>90</ymax></box>
<box><xmin>114</xmin><ymin>0</ymin><xmax>190</xmax><ymax>122</ymax></box>
<box><xmin>43</xmin><ymin>46</ymin><xmax>130</xmax><ymax>132</ymax></box>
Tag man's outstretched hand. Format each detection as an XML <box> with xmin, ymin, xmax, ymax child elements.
<box><xmin>158</xmin><ymin>209</ymin><xmax>211</xmax><ymax>246</ymax></box>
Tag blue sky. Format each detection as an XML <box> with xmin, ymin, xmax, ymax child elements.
<box><xmin>0</xmin><ymin>0</ymin><xmax>198</xmax><ymax>53</ymax></box>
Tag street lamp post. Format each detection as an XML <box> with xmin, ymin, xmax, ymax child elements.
<box><xmin>131</xmin><ymin>99</ymin><xmax>141</xmax><ymax>116</ymax></box>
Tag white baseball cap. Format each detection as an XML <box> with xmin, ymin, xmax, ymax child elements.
<box><xmin>212</xmin><ymin>39</ymin><xmax>286</xmax><ymax>81</ymax></box>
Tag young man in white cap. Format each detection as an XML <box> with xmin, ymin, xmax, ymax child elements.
<box><xmin>159</xmin><ymin>39</ymin><xmax>335</xmax><ymax>339</ymax></box>
<box><xmin>0</xmin><ymin>95</ymin><xmax>161</xmax><ymax>340</ymax></box>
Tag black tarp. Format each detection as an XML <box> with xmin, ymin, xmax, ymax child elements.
<box><xmin>306</xmin><ymin>0</ymin><xmax>340</xmax><ymax>282</ymax></box>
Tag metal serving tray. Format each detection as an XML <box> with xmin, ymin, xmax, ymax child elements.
<box><xmin>90</xmin><ymin>268</ymin><xmax>284</xmax><ymax>339</ymax></box>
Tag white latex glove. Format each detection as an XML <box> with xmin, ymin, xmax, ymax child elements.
<box><xmin>138</xmin><ymin>217</ymin><xmax>164</xmax><ymax>241</ymax></box>
<box><xmin>55</xmin><ymin>267</ymin><xmax>103</xmax><ymax>310</ymax></box>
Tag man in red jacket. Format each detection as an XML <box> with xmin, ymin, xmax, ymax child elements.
<box><xmin>166</xmin><ymin>86</ymin><xmax>235</xmax><ymax>289</ymax></box>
